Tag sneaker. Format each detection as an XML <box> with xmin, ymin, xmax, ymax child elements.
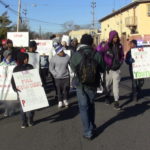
<box><xmin>58</xmin><ymin>101</ymin><xmax>63</xmax><ymax>108</ymax></box>
<box><xmin>21</xmin><ymin>123</ymin><xmax>28</xmax><ymax>129</ymax></box>
<box><xmin>4</xmin><ymin>113</ymin><xmax>8</xmax><ymax>117</ymax></box>
<box><xmin>63</xmin><ymin>100</ymin><xmax>69</xmax><ymax>107</ymax></box>
<box><xmin>113</xmin><ymin>102</ymin><xmax>121</xmax><ymax>110</ymax></box>
<box><xmin>97</xmin><ymin>88</ymin><xmax>103</xmax><ymax>94</ymax></box>
<box><xmin>83</xmin><ymin>135</ymin><xmax>94</xmax><ymax>140</ymax></box>
<box><xmin>28</xmin><ymin>122</ymin><xmax>34</xmax><ymax>127</ymax></box>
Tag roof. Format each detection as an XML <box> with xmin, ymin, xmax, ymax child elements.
<box><xmin>99</xmin><ymin>0</ymin><xmax>150</xmax><ymax>22</ymax></box>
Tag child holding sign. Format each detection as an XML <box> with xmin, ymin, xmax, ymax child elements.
<box><xmin>11</xmin><ymin>52</ymin><xmax>35</xmax><ymax>128</ymax></box>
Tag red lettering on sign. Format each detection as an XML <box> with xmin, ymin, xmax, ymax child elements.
<box><xmin>22</xmin><ymin>100</ymin><xmax>26</xmax><ymax>107</ymax></box>
<box><xmin>138</xmin><ymin>48</ymin><xmax>144</xmax><ymax>52</ymax></box>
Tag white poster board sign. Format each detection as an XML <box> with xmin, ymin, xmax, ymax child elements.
<box><xmin>33</xmin><ymin>40</ymin><xmax>53</xmax><ymax>56</ymax></box>
<box><xmin>7</xmin><ymin>32</ymin><xmax>29</xmax><ymax>47</ymax></box>
<box><xmin>13</xmin><ymin>69</ymin><xmax>49</xmax><ymax>112</ymax></box>
<box><xmin>0</xmin><ymin>66</ymin><xmax>17</xmax><ymax>101</ymax></box>
<box><xmin>63</xmin><ymin>50</ymin><xmax>74</xmax><ymax>86</ymax></box>
<box><xmin>62</xmin><ymin>35</ymin><xmax>70</xmax><ymax>46</ymax></box>
<box><xmin>132</xmin><ymin>47</ymin><xmax>150</xmax><ymax>79</ymax></box>
<box><xmin>27</xmin><ymin>52</ymin><xmax>40</xmax><ymax>69</ymax></box>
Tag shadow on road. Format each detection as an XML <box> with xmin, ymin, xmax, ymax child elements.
<box><xmin>121</xmin><ymin>76</ymin><xmax>131</xmax><ymax>82</ymax></box>
<box><xmin>95</xmin><ymin>100</ymin><xmax>150</xmax><ymax>139</ymax></box>
<box><xmin>35</xmin><ymin>102</ymin><xmax>79</xmax><ymax>124</ymax></box>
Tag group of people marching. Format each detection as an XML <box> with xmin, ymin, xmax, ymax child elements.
<box><xmin>0</xmin><ymin>30</ymin><xmax>144</xmax><ymax>140</ymax></box>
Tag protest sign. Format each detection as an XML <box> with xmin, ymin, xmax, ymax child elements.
<box><xmin>63</xmin><ymin>50</ymin><xmax>74</xmax><ymax>87</ymax></box>
<box><xmin>0</xmin><ymin>66</ymin><xmax>17</xmax><ymax>101</ymax></box>
<box><xmin>7</xmin><ymin>32</ymin><xmax>29</xmax><ymax>47</ymax></box>
<box><xmin>13</xmin><ymin>69</ymin><xmax>49</xmax><ymax>112</ymax></box>
<box><xmin>33</xmin><ymin>40</ymin><xmax>53</xmax><ymax>56</ymax></box>
<box><xmin>132</xmin><ymin>47</ymin><xmax>150</xmax><ymax>79</ymax></box>
<box><xmin>61</xmin><ymin>35</ymin><xmax>70</xmax><ymax>46</ymax></box>
<box><xmin>27</xmin><ymin>52</ymin><xmax>40</xmax><ymax>69</ymax></box>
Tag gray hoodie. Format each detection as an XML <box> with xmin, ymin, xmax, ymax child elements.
<box><xmin>49</xmin><ymin>54</ymin><xmax>70</xmax><ymax>79</ymax></box>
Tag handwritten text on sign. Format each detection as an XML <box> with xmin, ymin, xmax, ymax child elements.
<box><xmin>7</xmin><ymin>32</ymin><xmax>29</xmax><ymax>47</ymax></box>
<box><xmin>13</xmin><ymin>69</ymin><xmax>49</xmax><ymax>112</ymax></box>
<box><xmin>33</xmin><ymin>40</ymin><xmax>53</xmax><ymax>55</ymax></box>
<box><xmin>131</xmin><ymin>47</ymin><xmax>150</xmax><ymax>79</ymax></box>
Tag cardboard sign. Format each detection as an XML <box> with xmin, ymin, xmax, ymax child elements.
<box><xmin>7</xmin><ymin>32</ymin><xmax>29</xmax><ymax>47</ymax></box>
<box><xmin>33</xmin><ymin>40</ymin><xmax>53</xmax><ymax>56</ymax></box>
<box><xmin>0</xmin><ymin>66</ymin><xmax>17</xmax><ymax>101</ymax></box>
<box><xmin>13</xmin><ymin>69</ymin><xmax>49</xmax><ymax>112</ymax></box>
<box><xmin>27</xmin><ymin>52</ymin><xmax>40</xmax><ymax>69</ymax></box>
<box><xmin>61</xmin><ymin>35</ymin><xmax>70</xmax><ymax>46</ymax></box>
<box><xmin>132</xmin><ymin>47</ymin><xmax>150</xmax><ymax>79</ymax></box>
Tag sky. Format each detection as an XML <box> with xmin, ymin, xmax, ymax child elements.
<box><xmin>0</xmin><ymin>0</ymin><xmax>132</xmax><ymax>33</ymax></box>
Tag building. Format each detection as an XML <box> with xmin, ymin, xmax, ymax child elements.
<box><xmin>69</xmin><ymin>29</ymin><xmax>101</xmax><ymax>45</ymax></box>
<box><xmin>99</xmin><ymin>0</ymin><xmax>150</xmax><ymax>51</ymax></box>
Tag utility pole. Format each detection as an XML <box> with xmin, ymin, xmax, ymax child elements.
<box><xmin>23</xmin><ymin>8</ymin><xmax>29</xmax><ymax>29</ymax></box>
<box><xmin>91</xmin><ymin>0</ymin><xmax>96</xmax><ymax>29</ymax></box>
<box><xmin>17</xmin><ymin>0</ymin><xmax>21</xmax><ymax>32</ymax></box>
<box><xmin>39</xmin><ymin>25</ymin><xmax>42</xmax><ymax>39</ymax></box>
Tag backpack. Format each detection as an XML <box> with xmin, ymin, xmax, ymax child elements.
<box><xmin>75</xmin><ymin>49</ymin><xmax>100</xmax><ymax>87</ymax></box>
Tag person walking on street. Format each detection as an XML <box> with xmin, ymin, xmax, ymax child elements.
<box><xmin>49</xmin><ymin>42</ymin><xmax>70</xmax><ymax>108</ymax></box>
<box><xmin>99</xmin><ymin>30</ymin><xmax>124</xmax><ymax>110</ymax></box>
<box><xmin>11</xmin><ymin>52</ymin><xmax>35</xmax><ymax>128</ymax></box>
<box><xmin>70</xmin><ymin>34</ymin><xmax>105</xmax><ymax>140</ymax></box>
<box><xmin>125</xmin><ymin>40</ymin><xmax>144</xmax><ymax>101</ymax></box>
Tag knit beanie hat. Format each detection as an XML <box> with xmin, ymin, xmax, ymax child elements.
<box><xmin>53</xmin><ymin>41</ymin><xmax>64</xmax><ymax>54</ymax></box>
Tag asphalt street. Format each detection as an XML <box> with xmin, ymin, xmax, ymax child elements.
<box><xmin>0</xmin><ymin>64</ymin><xmax>150</xmax><ymax>150</ymax></box>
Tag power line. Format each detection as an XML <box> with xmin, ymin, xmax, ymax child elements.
<box><xmin>0</xmin><ymin>0</ymin><xmax>63</xmax><ymax>26</ymax></box>
<box><xmin>0</xmin><ymin>0</ymin><xmax>18</xmax><ymax>15</ymax></box>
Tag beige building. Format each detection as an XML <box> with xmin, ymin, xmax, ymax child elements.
<box><xmin>69</xmin><ymin>29</ymin><xmax>101</xmax><ymax>45</ymax></box>
<box><xmin>99</xmin><ymin>0</ymin><xmax>150</xmax><ymax>51</ymax></box>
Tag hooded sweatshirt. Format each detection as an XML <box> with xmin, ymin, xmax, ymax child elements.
<box><xmin>99</xmin><ymin>31</ymin><xmax>124</xmax><ymax>68</ymax></box>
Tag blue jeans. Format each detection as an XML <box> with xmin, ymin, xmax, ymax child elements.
<box><xmin>76</xmin><ymin>87</ymin><xmax>96</xmax><ymax>137</ymax></box>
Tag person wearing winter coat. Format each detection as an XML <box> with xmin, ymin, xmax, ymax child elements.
<box><xmin>125</xmin><ymin>40</ymin><xmax>144</xmax><ymax>101</ymax></box>
<box><xmin>70</xmin><ymin>34</ymin><xmax>106</xmax><ymax>140</ymax></box>
<box><xmin>99</xmin><ymin>30</ymin><xmax>124</xmax><ymax>110</ymax></box>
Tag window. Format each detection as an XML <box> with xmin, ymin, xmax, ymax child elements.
<box><xmin>147</xmin><ymin>4</ymin><xmax>150</xmax><ymax>16</ymax></box>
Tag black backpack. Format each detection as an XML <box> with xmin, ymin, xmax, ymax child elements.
<box><xmin>75</xmin><ymin>49</ymin><xmax>100</xmax><ymax>87</ymax></box>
